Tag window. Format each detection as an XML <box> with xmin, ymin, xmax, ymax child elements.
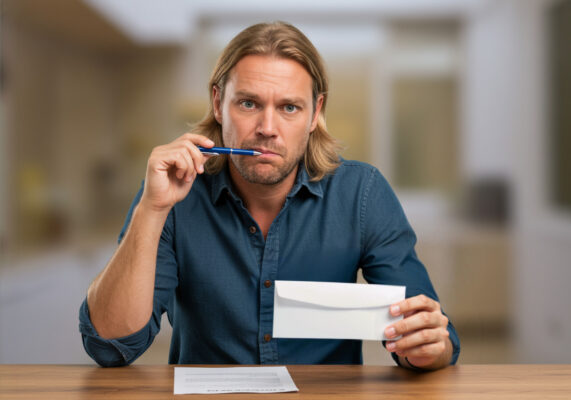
<box><xmin>389</xmin><ymin>22</ymin><xmax>460</xmax><ymax>195</ymax></box>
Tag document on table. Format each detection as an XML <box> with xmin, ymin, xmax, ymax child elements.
<box><xmin>173</xmin><ymin>366</ymin><xmax>299</xmax><ymax>395</ymax></box>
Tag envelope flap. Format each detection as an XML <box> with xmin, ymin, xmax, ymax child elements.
<box><xmin>275</xmin><ymin>280</ymin><xmax>405</xmax><ymax>309</ymax></box>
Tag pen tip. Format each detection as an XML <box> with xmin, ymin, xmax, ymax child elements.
<box><xmin>253</xmin><ymin>151</ymin><xmax>262</xmax><ymax>156</ymax></box>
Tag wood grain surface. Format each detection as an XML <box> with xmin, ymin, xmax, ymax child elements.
<box><xmin>1</xmin><ymin>364</ymin><xmax>570</xmax><ymax>399</ymax></box>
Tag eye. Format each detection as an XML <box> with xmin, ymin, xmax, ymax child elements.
<box><xmin>240</xmin><ymin>100</ymin><xmax>256</xmax><ymax>109</ymax></box>
<box><xmin>283</xmin><ymin>104</ymin><xmax>298</xmax><ymax>113</ymax></box>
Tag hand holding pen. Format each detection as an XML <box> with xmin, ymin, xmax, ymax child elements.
<box><xmin>139</xmin><ymin>134</ymin><xmax>261</xmax><ymax>214</ymax></box>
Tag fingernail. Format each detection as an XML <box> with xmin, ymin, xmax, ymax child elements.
<box><xmin>390</xmin><ymin>305</ymin><xmax>400</xmax><ymax>315</ymax></box>
<box><xmin>207</xmin><ymin>139</ymin><xmax>215</xmax><ymax>146</ymax></box>
<box><xmin>385</xmin><ymin>327</ymin><xmax>396</xmax><ymax>338</ymax></box>
<box><xmin>386</xmin><ymin>342</ymin><xmax>396</xmax><ymax>351</ymax></box>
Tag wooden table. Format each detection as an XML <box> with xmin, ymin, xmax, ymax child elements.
<box><xmin>1</xmin><ymin>364</ymin><xmax>570</xmax><ymax>399</ymax></box>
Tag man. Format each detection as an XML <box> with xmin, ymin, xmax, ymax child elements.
<box><xmin>80</xmin><ymin>21</ymin><xmax>460</xmax><ymax>370</ymax></box>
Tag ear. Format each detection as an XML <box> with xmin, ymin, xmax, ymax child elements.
<box><xmin>310</xmin><ymin>94</ymin><xmax>324</xmax><ymax>132</ymax></box>
<box><xmin>212</xmin><ymin>85</ymin><xmax>222</xmax><ymax>124</ymax></box>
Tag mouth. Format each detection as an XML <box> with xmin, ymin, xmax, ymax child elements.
<box><xmin>251</xmin><ymin>147</ymin><xmax>281</xmax><ymax>157</ymax></box>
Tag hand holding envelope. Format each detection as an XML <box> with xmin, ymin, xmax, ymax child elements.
<box><xmin>272</xmin><ymin>280</ymin><xmax>405</xmax><ymax>341</ymax></box>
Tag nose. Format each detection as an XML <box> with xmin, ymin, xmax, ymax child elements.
<box><xmin>257</xmin><ymin>107</ymin><xmax>277</xmax><ymax>137</ymax></box>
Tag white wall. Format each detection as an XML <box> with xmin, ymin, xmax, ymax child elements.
<box><xmin>464</xmin><ymin>0</ymin><xmax>571</xmax><ymax>362</ymax></box>
<box><xmin>461</xmin><ymin>0</ymin><xmax>519</xmax><ymax>182</ymax></box>
<box><xmin>510</xmin><ymin>0</ymin><xmax>571</xmax><ymax>362</ymax></box>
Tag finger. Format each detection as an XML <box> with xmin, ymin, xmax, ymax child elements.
<box><xmin>170</xmin><ymin>150</ymin><xmax>193</xmax><ymax>181</ymax></box>
<box><xmin>177</xmin><ymin>134</ymin><xmax>216</xmax><ymax>175</ymax></box>
<box><xmin>176</xmin><ymin>133</ymin><xmax>216</xmax><ymax>148</ymax></box>
<box><xmin>178</xmin><ymin>146</ymin><xmax>196</xmax><ymax>182</ymax></box>
<box><xmin>159</xmin><ymin>140</ymin><xmax>202</xmax><ymax>179</ymax></box>
<box><xmin>189</xmin><ymin>143</ymin><xmax>207</xmax><ymax>175</ymax></box>
<box><xmin>390</xmin><ymin>295</ymin><xmax>440</xmax><ymax>317</ymax></box>
<box><xmin>156</xmin><ymin>143</ymin><xmax>197</xmax><ymax>181</ymax></box>
<box><xmin>395</xmin><ymin>340</ymin><xmax>448</xmax><ymax>361</ymax></box>
<box><xmin>149</xmin><ymin>146</ymin><xmax>190</xmax><ymax>179</ymax></box>
<box><xmin>386</xmin><ymin>327</ymin><xmax>448</xmax><ymax>354</ymax></box>
<box><xmin>385</xmin><ymin>311</ymin><xmax>449</xmax><ymax>339</ymax></box>
<box><xmin>174</xmin><ymin>140</ymin><xmax>206</xmax><ymax>176</ymax></box>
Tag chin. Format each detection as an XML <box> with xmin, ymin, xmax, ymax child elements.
<box><xmin>240</xmin><ymin>165</ymin><xmax>285</xmax><ymax>185</ymax></box>
<box><xmin>233</xmin><ymin>157</ymin><xmax>298</xmax><ymax>185</ymax></box>
<box><xmin>245</xmin><ymin>172</ymin><xmax>285</xmax><ymax>185</ymax></box>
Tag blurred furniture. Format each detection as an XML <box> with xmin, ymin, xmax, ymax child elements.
<box><xmin>419</xmin><ymin>223</ymin><xmax>512</xmax><ymax>332</ymax></box>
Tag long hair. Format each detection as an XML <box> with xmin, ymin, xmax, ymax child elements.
<box><xmin>192</xmin><ymin>21</ymin><xmax>341</xmax><ymax>181</ymax></box>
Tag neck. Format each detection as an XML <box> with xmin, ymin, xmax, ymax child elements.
<box><xmin>229</xmin><ymin>164</ymin><xmax>298</xmax><ymax>238</ymax></box>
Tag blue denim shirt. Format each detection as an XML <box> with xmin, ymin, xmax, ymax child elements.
<box><xmin>79</xmin><ymin>159</ymin><xmax>460</xmax><ymax>367</ymax></box>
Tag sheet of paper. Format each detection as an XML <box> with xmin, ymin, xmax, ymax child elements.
<box><xmin>173</xmin><ymin>366</ymin><xmax>299</xmax><ymax>395</ymax></box>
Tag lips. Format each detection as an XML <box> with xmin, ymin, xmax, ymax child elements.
<box><xmin>252</xmin><ymin>147</ymin><xmax>281</xmax><ymax>156</ymax></box>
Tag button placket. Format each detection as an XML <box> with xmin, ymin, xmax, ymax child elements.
<box><xmin>258</xmin><ymin>219</ymin><xmax>280</xmax><ymax>363</ymax></box>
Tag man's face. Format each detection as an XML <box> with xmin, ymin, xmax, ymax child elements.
<box><xmin>213</xmin><ymin>55</ymin><xmax>322</xmax><ymax>185</ymax></box>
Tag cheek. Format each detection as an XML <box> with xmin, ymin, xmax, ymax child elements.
<box><xmin>222</xmin><ymin>111</ymin><xmax>252</xmax><ymax>144</ymax></box>
<box><xmin>238</xmin><ymin>110</ymin><xmax>262</xmax><ymax>130</ymax></box>
<box><xmin>293</xmin><ymin>111</ymin><xmax>316</xmax><ymax>132</ymax></box>
<box><xmin>288</xmin><ymin>118</ymin><xmax>313</xmax><ymax>141</ymax></box>
<box><xmin>220</xmin><ymin>112</ymin><xmax>236</xmax><ymax>146</ymax></box>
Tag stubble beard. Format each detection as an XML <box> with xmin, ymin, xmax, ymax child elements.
<box><xmin>230</xmin><ymin>140</ymin><xmax>307</xmax><ymax>185</ymax></box>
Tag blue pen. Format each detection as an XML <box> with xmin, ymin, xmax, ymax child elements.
<box><xmin>197</xmin><ymin>146</ymin><xmax>262</xmax><ymax>156</ymax></box>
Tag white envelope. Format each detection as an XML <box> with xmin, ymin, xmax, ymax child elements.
<box><xmin>272</xmin><ymin>280</ymin><xmax>405</xmax><ymax>341</ymax></box>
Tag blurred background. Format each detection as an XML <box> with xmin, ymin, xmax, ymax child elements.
<box><xmin>1</xmin><ymin>0</ymin><xmax>570</xmax><ymax>365</ymax></box>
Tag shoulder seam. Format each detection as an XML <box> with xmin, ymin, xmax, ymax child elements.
<box><xmin>359</xmin><ymin>167</ymin><xmax>377</xmax><ymax>255</ymax></box>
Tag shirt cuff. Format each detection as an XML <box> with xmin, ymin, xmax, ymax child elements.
<box><xmin>78</xmin><ymin>299</ymin><xmax>156</xmax><ymax>367</ymax></box>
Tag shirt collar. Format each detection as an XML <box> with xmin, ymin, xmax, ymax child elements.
<box><xmin>209</xmin><ymin>163</ymin><xmax>324</xmax><ymax>205</ymax></box>
<box><xmin>288</xmin><ymin>163</ymin><xmax>324</xmax><ymax>199</ymax></box>
<box><xmin>209</xmin><ymin>166</ymin><xmax>234</xmax><ymax>205</ymax></box>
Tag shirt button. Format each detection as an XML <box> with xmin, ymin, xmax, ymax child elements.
<box><xmin>264</xmin><ymin>280</ymin><xmax>272</xmax><ymax>288</ymax></box>
<box><xmin>264</xmin><ymin>334</ymin><xmax>272</xmax><ymax>342</ymax></box>
<box><xmin>249</xmin><ymin>226</ymin><xmax>257</xmax><ymax>234</ymax></box>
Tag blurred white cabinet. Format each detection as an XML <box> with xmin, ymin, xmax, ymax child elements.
<box><xmin>415</xmin><ymin>223</ymin><xmax>511</xmax><ymax>332</ymax></box>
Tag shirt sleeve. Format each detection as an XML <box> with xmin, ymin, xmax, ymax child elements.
<box><xmin>78</xmin><ymin>183</ymin><xmax>179</xmax><ymax>367</ymax></box>
<box><xmin>359</xmin><ymin>168</ymin><xmax>460</xmax><ymax>366</ymax></box>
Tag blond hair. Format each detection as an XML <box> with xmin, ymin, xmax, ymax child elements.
<box><xmin>193</xmin><ymin>21</ymin><xmax>341</xmax><ymax>181</ymax></box>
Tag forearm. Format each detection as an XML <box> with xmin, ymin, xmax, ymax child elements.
<box><xmin>87</xmin><ymin>203</ymin><xmax>169</xmax><ymax>339</ymax></box>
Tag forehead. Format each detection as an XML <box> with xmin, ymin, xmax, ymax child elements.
<box><xmin>226</xmin><ymin>55</ymin><xmax>313</xmax><ymax>97</ymax></box>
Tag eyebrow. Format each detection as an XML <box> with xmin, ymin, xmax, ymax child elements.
<box><xmin>234</xmin><ymin>90</ymin><xmax>307</xmax><ymax>106</ymax></box>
